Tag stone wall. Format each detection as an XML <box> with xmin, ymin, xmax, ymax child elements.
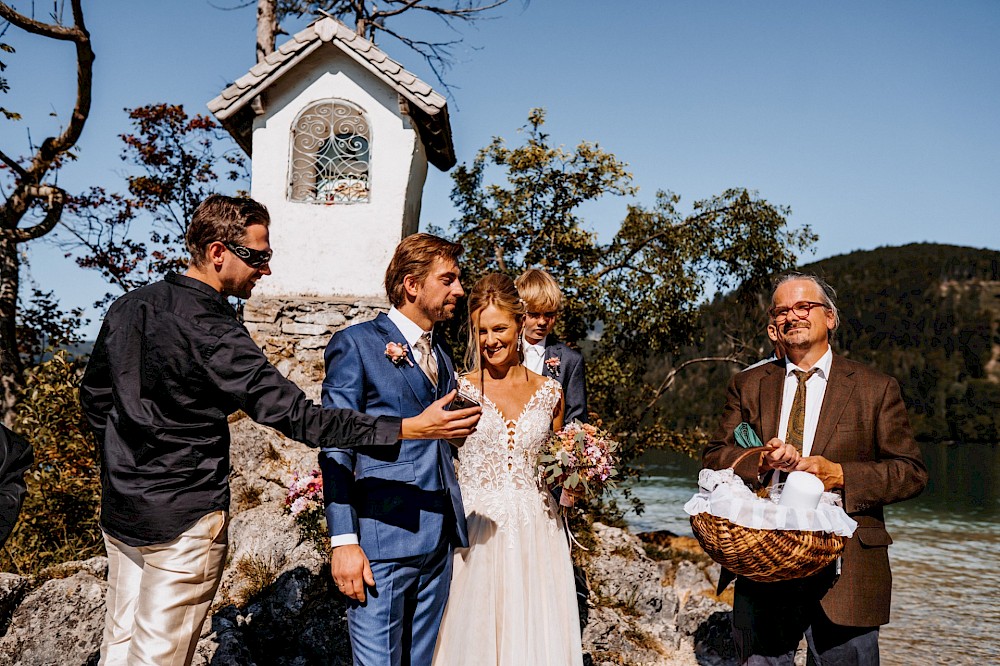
<box><xmin>242</xmin><ymin>295</ymin><xmax>389</xmax><ymax>397</ymax></box>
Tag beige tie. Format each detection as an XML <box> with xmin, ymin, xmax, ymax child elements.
<box><xmin>414</xmin><ymin>332</ymin><xmax>438</xmax><ymax>386</ymax></box>
<box><xmin>785</xmin><ymin>368</ymin><xmax>819</xmax><ymax>452</ymax></box>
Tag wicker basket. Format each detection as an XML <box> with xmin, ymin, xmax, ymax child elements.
<box><xmin>690</xmin><ymin>448</ymin><xmax>845</xmax><ymax>583</ymax></box>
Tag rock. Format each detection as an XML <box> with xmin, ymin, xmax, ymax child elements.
<box><xmin>296</xmin><ymin>335</ymin><xmax>330</xmax><ymax>350</ymax></box>
<box><xmin>296</xmin><ymin>311</ymin><xmax>347</xmax><ymax>327</ymax></box>
<box><xmin>0</xmin><ymin>574</ymin><xmax>30</xmax><ymax>635</ymax></box>
<box><xmin>38</xmin><ymin>557</ymin><xmax>108</xmax><ymax>582</ymax></box>
<box><xmin>0</xmin><ymin>571</ymin><xmax>106</xmax><ymax>665</ymax></box>
<box><xmin>580</xmin><ymin>523</ymin><xmax>736</xmax><ymax>666</ymax></box>
<box><xmin>280</xmin><ymin>322</ymin><xmax>330</xmax><ymax>336</ymax></box>
<box><xmin>243</xmin><ymin>300</ymin><xmax>282</xmax><ymax>323</ymax></box>
<box><xmin>0</xmin><ymin>418</ymin><xmax>739</xmax><ymax>666</ymax></box>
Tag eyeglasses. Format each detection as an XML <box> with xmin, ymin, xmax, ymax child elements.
<box><xmin>223</xmin><ymin>242</ymin><xmax>272</xmax><ymax>268</ymax></box>
<box><xmin>769</xmin><ymin>301</ymin><xmax>827</xmax><ymax>322</ymax></box>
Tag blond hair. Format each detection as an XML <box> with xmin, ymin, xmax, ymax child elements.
<box><xmin>464</xmin><ymin>273</ymin><xmax>526</xmax><ymax>373</ymax></box>
<box><xmin>514</xmin><ymin>268</ymin><xmax>562</xmax><ymax>311</ymax></box>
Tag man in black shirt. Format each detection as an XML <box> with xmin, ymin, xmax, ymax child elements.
<box><xmin>80</xmin><ymin>195</ymin><xmax>479</xmax><ymax>666</ymax></box>
<box><xmin>0</xmin><ymin>423</ymin><xmax>32</xmax><ymax>548</ymax></box>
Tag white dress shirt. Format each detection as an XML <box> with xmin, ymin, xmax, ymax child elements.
<box><xmin>775</xmin><ymin>346</ymin><xmax>833</xmax><ymax>456</ymax></box>
<box><xmin>330</xmin><ymin>307</ymin><xmax>432</xmax><ymax>549</ymax></box>
<box><xmin>388</xmin><ymin>307</ymin><xmax>433</xmax><ymax>364</ymax></box>
<box><xmin>523</xmin><ymin>338</ymin><xmax>546</xmax><ymax>375</ymax></box>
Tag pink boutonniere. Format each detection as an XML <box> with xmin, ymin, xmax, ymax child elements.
<box><xmin>385</xmin><ymin>342</ymin><xmax>413</xmax><ymax>367</ymax></box>
<box><xmin>545</xmin><ymin>357</ymin><xmax>561</xmax><ymax>377</ymax></box>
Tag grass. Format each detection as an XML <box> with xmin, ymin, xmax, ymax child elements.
<box><xmin>233</xmin><ymin>554</ymin><xmax>280</xmax><ymax>605</ymax></box>
<box><xmin>234</xmin><ymin>483</ymin><xmax>264</xmax><ymax>511</ymax></box>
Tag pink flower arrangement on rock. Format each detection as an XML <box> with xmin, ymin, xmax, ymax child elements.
<box><xmin>285</xmin><ymin>469</ymin><xmax>323</xmax><ymax>516</ymax></box>
<box><xmin>284</xmin><ymin>469</ymin><xmax>328</xmax><ymax>552</ymax></box>
<box><xmin>539</xmin><ymin>420</ymin><xmax>619</xmax><ymax>506</ymax></box>
<box><xmin>385</xmin><ymin>341</ymin><xmax>413</xmax><ymax>366</ymax></box>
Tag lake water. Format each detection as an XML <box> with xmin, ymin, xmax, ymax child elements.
<box><xmin>618</xmin><ymin>441</ymin><xmax>1000</xmax><ymax>665</ymax></box>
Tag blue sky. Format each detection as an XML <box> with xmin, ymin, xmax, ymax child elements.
<box><xmin>4</xmin><ymin>1</ymin><xmax>998</xmax><ymax>336</ymax></box>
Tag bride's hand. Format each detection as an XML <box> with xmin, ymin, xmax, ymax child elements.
<box><xmin>559</xmin><ymin>485</ymin><xmax>583</xmax><ymax>507</ymax></box>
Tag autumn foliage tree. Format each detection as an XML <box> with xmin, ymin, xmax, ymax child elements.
<box><xmin>60</xmin><ymin>104</ymin><xmax>246</xmax><ymax>298</ymax></box>
<box><xmin>440</xmin><ymin>109</ymin><xmax>817</xmax><ymax>468</ymax></box>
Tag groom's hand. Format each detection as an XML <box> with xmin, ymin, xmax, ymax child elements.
<box><xmin>400</xmin><ymin>390</ymin><xmax>481</xmax><ymax>442</ymax></box>
<box><xmin>331</xmin><ymin>544</ymin><xmax>375</xmax><ymax>603</ymax></box>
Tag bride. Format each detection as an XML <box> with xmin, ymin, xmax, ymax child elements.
<box><xmin>433</xmin><ymin>273</ymin><xmax>584</xmax><ymax>665</ymax></box>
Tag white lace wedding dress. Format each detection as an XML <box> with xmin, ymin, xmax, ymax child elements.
<box><xmin>432</xmin><ymin>377</ymin><xmax>584</xmax><ymax>666</ymax></box>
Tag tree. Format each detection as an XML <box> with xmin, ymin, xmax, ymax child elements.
<box><xmin>0</xmin><ymin>350</ymin><xmax>101</xmax><ymax>575</ymax></box>
<box><xmin>245</xmin><ymin>0</ymin><xmax>516</xmax><ymax>90</ymax></box>
<box><xmin>59</xmin><ymin>104</ymin><xmax>246</xmax><ymax>298</ymax></box>
<box><xmin>0</xmin><ymin>1</ymin><xmax>92</xmax><ymax>419</ymax></box>
<box><xmin>442</xmin><ymin>109</ymin><xmax>816</xmax><ymax>468</ymax></box>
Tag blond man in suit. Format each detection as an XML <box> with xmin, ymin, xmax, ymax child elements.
<box><xmin>703</xmin><ymin>273</ymin><xmax>927</xmax><ymax>665</ymax></box>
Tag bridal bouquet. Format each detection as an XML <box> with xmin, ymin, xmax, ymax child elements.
<box><xmin>539</xmin><ymin>421</ymin><xmax>620</xmax><ymax>507</ymax></box>
<box><xmin>284</xmin><ymin>469</ymin><xmax>327</xmax><ymax>552</ymax></box>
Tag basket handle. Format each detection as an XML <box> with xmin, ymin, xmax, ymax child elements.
<box><xmin>729</xmin><ymin>445</ymin><xmax>778</xmax><ymax>470</ymax></box>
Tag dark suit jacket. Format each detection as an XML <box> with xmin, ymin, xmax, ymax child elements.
<box><xmin>541</xmin><ymin>336</ymin><xmax>587</xmax><ymax>423</ymax></box>
<box><xmin>0</xmin><ymin>424</ymin><xmax>32</xmax><ymax>548</ymax></box>
<box><xmin>703</xmin><ymin>354</ymin><xmax>927</xmax><ymax>627</ymax></box>
<box><xmin>320</xmin><ymin>313</ymin><xmax>468</xmax><ymax>561</ymax></box>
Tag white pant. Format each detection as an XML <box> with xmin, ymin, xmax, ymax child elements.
<box><xmin>100</xmin><ymin>510</ymin><xmax>228</xmax><ymax>666</ymax></box>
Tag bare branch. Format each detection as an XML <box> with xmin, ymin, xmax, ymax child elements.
<box><xmin>376</xmin><ymin>0</ymin><xmax>511</xmax><ymax>21</ymax></box>
<box><xmin>0</xmin><ymin>148</ymin><xmax>28</xmax><ymax>180</ymax></box>
<box><xmin>26</xmin><ymin>0</ymin><xmax>92</xmax><ymax>178</ymax></box>
<box><xmin>0</xmin><ymin>1</ymin><xmax>83</xmax><ymax>41</ymax></box>
<box><xmin>636</xmin><ymin>356</ymin><xmax>745</xmax><ymax>422</ymax></box>
<box><xmin>595</xmin><ymin>230</ymin><xmax>671</xmax><ymax>279</ymax></box>
<box><xmin>3</xmin><ymin>185</ymin><xmax>64</xmax><ymax>242</ymax></box>
<box><xmin>492</xmin><ymin>242</ymin><xmax>506</xmax><ymax>272</ymax></box>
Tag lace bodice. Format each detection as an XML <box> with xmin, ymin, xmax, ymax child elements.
<box><xmin>454</xmin><ymin>376</ymin><xmax>562</xmax><ymax>533</ymax></box>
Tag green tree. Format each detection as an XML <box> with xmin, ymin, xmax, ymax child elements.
<box><xmin>441</xmin><ymin>109</ymin><xmax>816</xmax><ymax>468</ymax></box>
<box><xmin>1</xmin><ymin>350</ymin><xmax>101</xmax><ymax>575</ymax></box>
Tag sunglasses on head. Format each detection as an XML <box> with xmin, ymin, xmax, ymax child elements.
<box><xmin>223</xmin><ymin>242</ymin><xmax>272</xmax><ymax>268</ymax></box>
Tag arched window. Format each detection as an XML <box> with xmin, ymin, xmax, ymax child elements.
<box><xmin>289</xmin><ymin>100</ymin><xmax>370</xmax><ymax>204</ymax></box>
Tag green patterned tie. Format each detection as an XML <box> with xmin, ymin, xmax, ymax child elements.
<box><xmin>785</xmin><ymin>368</ymin><xmax>819</xmax><ymax>452</ymax></box>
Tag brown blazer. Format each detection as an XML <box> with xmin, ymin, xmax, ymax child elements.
<box><xmin>703</xmin><ymin>354</ymin><xmax>928</xmax><ymax>627</ymax></box>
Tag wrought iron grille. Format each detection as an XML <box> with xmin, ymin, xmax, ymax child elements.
<box><xmin>289</xmin><ymin>100</ymin><xmax>371</xmax><ymax>204</ymax></box>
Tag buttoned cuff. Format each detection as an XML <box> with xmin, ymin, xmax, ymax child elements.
<box><xmin>330</xmin><ymin>533</ymin><xmax>359</xmax><ymax>548</ymax></box>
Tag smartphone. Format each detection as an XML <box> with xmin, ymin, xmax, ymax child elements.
<box><xmin>448</xmin><ymin>391</ymin><xmax>480</xmax><ymax>411</ymax></box>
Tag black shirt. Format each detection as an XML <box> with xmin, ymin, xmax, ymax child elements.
<box><xmin>80</xmin><ymin>272</ymin><xmax>400</xmax><ymax>547</ymax></box>
<box><xmin>0</xmin><ymin>424</ymin><xmax>32</xmax><ymax>548</ymax></box>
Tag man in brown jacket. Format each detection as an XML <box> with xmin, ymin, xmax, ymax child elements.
<box><xmin>703</xmin><ymin>273</ymin><xmax>927</xmax><ymax>665</ymax></box>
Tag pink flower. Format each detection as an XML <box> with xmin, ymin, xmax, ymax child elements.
<box><xmin>385</xmin><ymin>342</ymin><xmax>413</xmax><ymax>367</ymax></box>
<box><xmin>538</xmin><ymin>420</ymin><xmax>619</xmax><ymax>501</ymax></box>
<box><xmin>290</xmin><ymin>496</ymin><xmax>312</xmax><ymax>516</ymax></box>
<box><xmin>544</xmin><ymin>357</ymin><xmax>561</xmax><ymax>377</ymax></box>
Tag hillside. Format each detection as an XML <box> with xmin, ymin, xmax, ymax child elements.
<box><xmin>655</xmin><ymin>243</ymin><xmax>1000</xmax><ymax>442</ymax></box>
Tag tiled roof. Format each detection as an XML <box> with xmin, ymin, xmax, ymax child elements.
<box><xmin>207</xmin><ymin>16</ymin><xmax>455</xmax><ymax>170</ymax></box>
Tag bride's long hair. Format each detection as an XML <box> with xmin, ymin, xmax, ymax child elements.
<box><xmin>463</xmin><ymin>273</ymin><xmax>526</xmax><ymax>374</ymax></box>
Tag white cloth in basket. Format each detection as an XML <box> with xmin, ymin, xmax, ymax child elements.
<box><xmin>683</xmin><ymin>468</ymin><xmax>858</xmax><ymax>537</ymax></box>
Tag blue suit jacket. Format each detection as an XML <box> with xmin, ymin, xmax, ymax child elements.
<box><xmin>320</xmin><ymin>313</ymin><xmax>468</xmax><ymax>561</ymax></box>
<box><xmin>542</xmin><ymin>336</ymin><xmax>588</xmax><ymax>423</ymax></box>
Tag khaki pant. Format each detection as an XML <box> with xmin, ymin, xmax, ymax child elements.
<box><xmin>100</xmin><ymin>511</ymin><xmax>229</xmax><ymax>666</ymax></box>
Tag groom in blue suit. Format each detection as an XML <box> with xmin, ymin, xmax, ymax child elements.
<box><xmin>321</xmin><ymin>233</ymin><xmax>478</xmax><ymax>666</ymax></box>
